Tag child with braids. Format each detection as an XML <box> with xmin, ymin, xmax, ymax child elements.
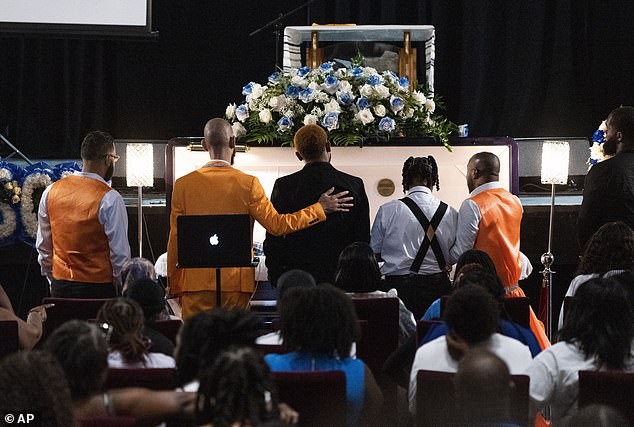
<box><xmin>96</xmin><ymin>297</ymin><xmax>176</xmax><ymax>368</ymax></box>
<box><xmin>371</xmin><ymin>155</ymin><xmax>458</xmax><ymax>318</ymax></box>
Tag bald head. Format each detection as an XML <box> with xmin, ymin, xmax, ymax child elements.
<box><xmin>455</xmin><ymin>349</ymin><xmax>512</xmax><ymax>422</ymax></box>
<box><xmin>466</xmin><ymin>152</ymin><xmax>500</xmax><ymax>192</ymax></box>
<box><xmin>203</xmin><ymin>118</ymin><xmax>235</xmax><ymax>162</ymax></box>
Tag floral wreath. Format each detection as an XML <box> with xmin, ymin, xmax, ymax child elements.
<box><xmin>20</xmin><ymin>162</ymin><xmax>56</xmax><ymax>246</ymax></box>
<box><xmin>0</xmin><ymin>162</ymin><xmax>22</xmax><ymax>247</ymax></box>
<box><xmin>588</xmin><ymin>120</ymin><xmax>614</xmax><ymax>168</ymax></box>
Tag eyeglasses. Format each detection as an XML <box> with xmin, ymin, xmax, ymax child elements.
<box><xmin>104</xmin><ymin>154</ymin><xmax>120</xmax><ymax>162</ymax></box>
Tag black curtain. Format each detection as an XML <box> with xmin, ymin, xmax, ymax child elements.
<box><xmin>1</xmin><ymin>0</ymin><xmax>633</xmax><ymax>158</ymax></box>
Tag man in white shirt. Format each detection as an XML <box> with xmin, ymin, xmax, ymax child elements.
<box><xmin>408</xmin><ymin>285</ymin><xmax>532</xmax><ymax>414</ymax></box>
<box><xmin>36</xmin><ymin>131</ymin><xmax>131</xmax><ymax>297</ymax></box>
<box><xmin>371</xmin><ymin>156</ymin><xmax>458</xmax><ymax>318</ymax></box>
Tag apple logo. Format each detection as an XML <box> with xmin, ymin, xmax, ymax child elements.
<box><xmin>209</xmin><ymin>234</ymin><xmax>220</xmax><ymax>246</ymax></box>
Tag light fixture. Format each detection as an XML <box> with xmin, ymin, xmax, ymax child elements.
<box><xmin>126</xmin><ymin>143</ymin><xmax>154</xmax><ymax>257</ymax></box>
<box><xmin>538</xmin><ymin>140</ymin><xmax>569</xmax><ymax>340</ymax></box>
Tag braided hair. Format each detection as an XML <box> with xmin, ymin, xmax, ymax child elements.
<box><xmin>196</xmin><ymin>346</ymin><xmax>278</xmax><ymax>427</ymax></box>
<box><xmin>96</xmin><ymin>297</ymin><xmax>149</xmax><ymax>365</ymax></box>
<box><xmin>401</xmin><ymin>155</ymin><xmax>440</xmax><ymax>192</ymax></box>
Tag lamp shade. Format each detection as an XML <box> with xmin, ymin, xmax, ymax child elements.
<box><xmin>541</xmin><ymin>140</ymin><xmax>569</xmax><ymax>185</ymax></box>
<box><xmin>126</xmin><ymin>143</ymin><xmax>154</xmax><ymax>187</ymax></box>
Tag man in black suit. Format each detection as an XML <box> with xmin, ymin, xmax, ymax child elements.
<box><xmin>578</xmin><ymin>106</ymin><xmax>634</xmax><ymax>248</ymax></box>
<box><xmin>264</xmin><ymin>124</ymin><xmax>370</xmax><ymax>286</ymax></box>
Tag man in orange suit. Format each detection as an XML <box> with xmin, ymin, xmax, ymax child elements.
<box><xmin>450</xmin><ymin>152</ymin><xmax>549</xmax><ymax>349</ymax></box>
<box><xmin>167</xmin><ymin>118</ymin><xmax>352</xmax><ymax>318</ymax></box>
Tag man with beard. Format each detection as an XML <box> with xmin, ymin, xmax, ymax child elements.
<box><xmin>167</xmin><ymin>118</ymin><xmax>353</xmax><ymax>318</ymax></box>
<box><xmin>36</xmin><ymin>131</ymin><xmax>130</xmax><ymax>297</ymax></box>
<box><xmin>578</xmin><ymin>106</ymin><xmax>634</xmax><ymax>249</ymax></box>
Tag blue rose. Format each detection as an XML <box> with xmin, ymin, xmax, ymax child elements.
<box><xmin>390</xmin><ymin>96</ymin><xmax>404</xmax><ymax>113</ymax></box>
<box><xmin>351</xmin><ymin>67</ymin><xmax>364</xmax><ymax>78</ymax></box>
<box><xmin>336</xmin><ymin>91</ymin><xmax>354</xmax><ymax>107</ymax></box>
<box><xmin>321</xmin><ymin>112</ymin><xmax>339</xmax><ymax>131</ymax></box>
<box><xmin>319</xmin><ymin>63</ymin><xmax>333</xmax><ymax>73</ymax></box>
<box><xmin>235</xmin><ymin>104</ymin><xmax>249</xmax><ymax>122</ymax></box>
<box><xmin>356</xmin><ymin>97</ymin><xmax>370</xmax><ymax>110</ymax></box>
<box><xmin>277</xmin><ymin>116</ymin><xmax>294</xmax><ymax>132</ymax></box>
<box><xmin>378</xmin><ymin>117</ymin><xmax>396</xmax><ymax>132</ymax></box>
<box><xmin>297</xmin><ymin>66</ymin><xmax>311</xmax><ymax>77</ymax></box>
<box><xmin>242</xmin><ymin>82</ymin><xmax>255</xmax><ymax>96</ymax></box>
<box><xmin>322</xmin><ymin>75</ymin><xmax>339</xmax><ymax>94</ymax></box>
<box><xmin>398</xmin><ymin>77</ymin><xmax>410</xmax><ymax>89</ymax></box>
<box><xmin>268</xmin><ymin>72</ymin><xmax>280</xmax><ymax>83</ymax></box>
<box><xmin>299</xmin><ymin>88</ymin><xmax>314</xmax><ymax>103</ymax></box>
<box><xmin>285</xmin><ymin>85</ymin><xmax>301</xmax><ymax>99</ymax></box>
<box><xmin>366</xmin><ymin>74</ymin><xmax>383</xmax><ymax>86</ymax></box>
<box><xmin>592</xmin><ymin>129</ymin><xmax>605</xmax><ymax>143</ymax></box>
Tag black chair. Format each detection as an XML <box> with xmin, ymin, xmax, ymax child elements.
<box><xmin>579</xmin><ymin>370</ymin><xmax>634</xmax><ymax>426</ymax></box>
<box><xmin>42</xmin><ymin>297</ymin><xmax>109</xmax><ymax>337</ymax></box>
<box><xmin>441</xmin><ymin>296</ymin><xmax>530</xmax><ymax>328</ymax></box>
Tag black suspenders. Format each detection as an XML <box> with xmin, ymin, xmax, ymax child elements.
<box><xmin>399</xmin><ymin>197</ymin><xmax>448</xmax><ymax>273</ymax></box>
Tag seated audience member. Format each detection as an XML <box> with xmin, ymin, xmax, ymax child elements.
<box><xmin>528</xmin><ymin>277</ymin><xmax>634</xmax><ymax>425</ymax></box>
<box><xmin>265</xmin><ymin>284</ymin><xmax>383</xmax><ymax>427</ymax></box>
<box><xmin>371</xmin><ymin>156</ymin><xmax>458</xmax><ymax>319</ymax></box>
<box><xmin>558</xmin><ymin>221</ymin><xmax>634</xmax><ymax>329</ymax></box>
<box><xmin>0</xmin><ymin>284</ymin><xmax>52</xmax><ymax>350</ymax></box>
<box><xmin>0</xmin><ymin>350</ymin><xmax>75</xmax><ymax>427</ymax></box>
<box><xmin>124</xmin><ymin>277</ymin><xmax>175</xmax><ymax>356</ymax></box>
<box><xmin>96</xmin><ymin>297</ymin><xmax>175</xmax><ymax>368</ymax></box>
<box><xmin>455</xmin><ymin>349</ymin><xmax>518</xmax><ymax>426</ymax></box>
<box><xmin>408</xmin><ymin>285</ymin><xmax>532</xmax><ymax>414</ymax></box>
<box><xmin>175</xmin><ymin>308</ymin><xmax>262</xmax><ymax>391</ymax></box>
<box><xmin>46</xmin><ymin>320</ymin><xmax>195</xmax><ymax>424</ymax></box>
<box><xmin>422</xmin><ymin>269</ymin><xmax>541</xmax><ymax>357</ymax></box>
<box><xmin>563</xmin><ymin>404</ymin><xmax>629</xmax><ymax>427</ymax></box>
<box><xmin>334</xmin><ymin>242</ymin><xmax>416</xmax><ymax>343</ymax></box>
<box><xmin>421</xmin><ymin>249</ymin><xmax>497</xmax><ymax>320</ymax></box>
<box><xmin>256</xmin><ymin>269</ymin><xmax>316</xmax><ymax>346</ymax></box>
<box><xmin>121</xmin><ymin>257</ymin><xmax>159</xmax><ymax>293</ymax></box>
<box><xmin>197</xmin><ymin>346</ymin><xmax>291</xmax><ymax>427</ymax></box>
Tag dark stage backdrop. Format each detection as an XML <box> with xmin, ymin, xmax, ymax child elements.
<box><xmin>1</xmin><ymin>0</ymin><xmax>633</xmax><ymax>158</ymax></box>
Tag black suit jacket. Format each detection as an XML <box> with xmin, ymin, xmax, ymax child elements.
<box><xmin>578</xmin><ymin>151</ymin><xmax>634</xmax><ymax>249</ymax></box>
<box><xmin>264</xmin><ymin>162</ymin><xmax>370</xmax><ymax>286</ymax></box>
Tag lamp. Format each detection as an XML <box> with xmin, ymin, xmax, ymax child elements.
<box><xmin>538</xmin><ymin>140</ymin><xmax>569</xmax><ymax>340</ymax></box>
<box><xmin>126</xmin><ymin>143</ymin><xmax>154</xmax><ymax>257</ymax></box>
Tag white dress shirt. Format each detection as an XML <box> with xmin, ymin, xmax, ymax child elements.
<box><xmin>408</xmin><ymin>333</ymin><xmax>532</xmax><ymax>414</ymax></box>
<box><xmin>36</xmin><ymin>171</ymin><xmax>131</xmax><ymax>281</ymax></box>
<box><xmin>371</xmin><ymin>186</ymin><xmax>458</xmax><ymax>276</ymax></box>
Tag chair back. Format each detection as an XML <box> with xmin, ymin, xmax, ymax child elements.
<box><xmin>579</xmin><ymin>370</ymin><xmax>634</xmax><ymax>425</ymax></box>
<box><xmin>272</xmin><ymin>370</ymin><xmax>346</xmax><ymax>427</ymax></box>
<box><xmin>42</xmin><ymin>297</ymin><xmax>109</xmax><ymax>337</ymax></box>
<box><xmin>105</xmin><ymin>368</ymin><xmax>178</xmax><ymax>390</ymax></box>
<box><xmin>0</xmin><ymin>320</ymin><xmax>19</xmax><ymax>357</ymax></box>
<box><xmin>415</xmin><ymin>370</ymin><xmax>529</xmax><ymax>427</ymax></box>
<box><xmin>148</xmin><ymin>319</ymin><xmax>182</xmax><ymax>343</ymax></box>
<box><xmin>416</xmin><ymin>320</ymin><xmax>443</xmax><ymax>346</ymax></box>
<box><xmin>441</xmin><ymin>296</ymin><xmax>530</xmax><ymax>328</ymax></box>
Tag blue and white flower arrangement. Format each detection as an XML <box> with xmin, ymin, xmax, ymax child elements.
<box><xmin>226</xmin><ymin>60</ymin><xmax>456</xmax><ymax>147</ymax></box>
<box><xmin>588</xmin><ymin>120</ymin><xmax>613</xmax><ymax>168</ymax></box>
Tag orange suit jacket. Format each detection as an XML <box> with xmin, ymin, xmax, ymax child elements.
<box><xmin>167</xmin><ymin>164</ymin><xmax>326</xmax><ymax>296</ymax></box>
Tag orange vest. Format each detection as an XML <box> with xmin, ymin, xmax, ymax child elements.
<box><xmin>470</xmin><ymin>187</ymin><xmax>522</xmax><ymax>287</ymax></box>
<box><xmin>48</xmin><ymin>176</ymin><xmax>113</xmax><ymax>283</ymax></box>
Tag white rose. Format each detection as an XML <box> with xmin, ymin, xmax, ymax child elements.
<box><xmin>339</xmin><ymin>81</ymin><xmax>352</xmax><ymax>92</ymax></box>
<box><xmin>425</xmin><ymin>99</ymin><xmax>436</xmax><ymax>113</ymax></box>
<box><xmin>269</xmin><ymin>95</ymin><xmax>287</xmax><ymax>111</ymax></box>
<box><xmin>364</xmin><ymin>67</ymin><xmax>378</xmax><ymax>75</ymax></box>
<box><xmin>324</xmin><ymin>99</ymin><xmax>341</xmax><ymax>114</ymax></box>
<box><xmin>373</xmin><ymin>104</ymin><xmax>386</xmax><ymax>117</ymax></box>
<box><xmin>232</xmin><ymin>122</ymin><xmax>247</xmax><ymax>138</ymax></box>
<box><xmin>225</xmin><ymin>103</ymin><xmax>236</xmax><ymax>119</ymax></box>
<box><xmin>304</xmin><ymin>114</ymin><xmax>319</xmax><ymax>125</ymax></box>
<box><xmin>599</xmin><ymin>120</ymin><xmax>608</xmax><ymax>132</ymax></box>
<box><xmin>360</xmin><ymin>84</ymin><xmax>374</xmax><ymax>98</ymax></box>
<box><xmin>308</xmin><ymin>81</ymin><xmax>320</xmax><ymax>90</ymax></box>
<box><xmin>258</xmin><ymin>109</ymin><xmax>272</xmax><ymax>124</ymax></box>
<box><xmin>247</xmin><ymin>83</ymin><xmax>264</xmax><ymax>101</ymax></box>
<box><xmin>402</xmin><ymin>107</ymin><xmax>414</xmax><ymax>119</ymax></box>
<box><xmin>374</xmin><ymin>85</ymin><xmax>390</xmax><ymax>99</ymax></box>
<box><xmin>355</xmin><ymin>109</ymin><xmax>375</xmax><ymax>125</ymax></box>
<box><xmin>291</xmin><ymin>75</ymin><xmax>307</xmax><ymax>87</ymax></box>
<box><xmin>412</xmin><ymin>91</ymin><xmax>427</xmax><ymax>104</ymax></box>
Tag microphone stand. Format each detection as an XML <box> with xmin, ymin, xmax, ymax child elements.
<box><xmin>249</xmin><ymin>0</ymin><xmax>319</xmax><ymax>69</ymax></box>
